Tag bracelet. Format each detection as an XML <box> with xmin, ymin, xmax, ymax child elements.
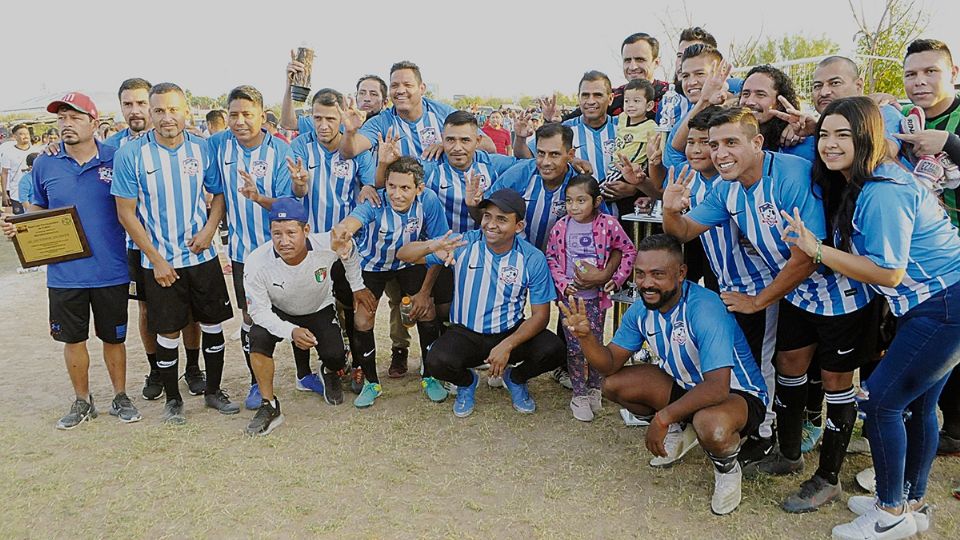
<box><xmin>814</xmin><ymin>240</ymin><xmax>823</xmax><ymax>264</ymax></box>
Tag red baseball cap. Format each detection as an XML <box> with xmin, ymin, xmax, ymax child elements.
<box><xmin>46</xmin><ymin>92</ymin><xmax>98</xmax><ymax>120</ymax></box>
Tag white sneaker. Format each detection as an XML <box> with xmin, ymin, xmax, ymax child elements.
<box><xmin>650</xmin><ymin>423</ymin><xmax>699</xmax><ymax>468</ymax></box>
<box><xmin>588</xmin><ymin>388</ymin><xmax>602</xmax><ymax>413</ymax></box>
<box><xmin>570</xmin><ymin>395</ymin><xmax>594</xmax><ymax>422</ymax></box>
<box><xmin>832</xmin><ymin>505</ymin><xmax>917</xmax><ymax>540</ymax></box>
<box><xmin>856</xmin><ymin>467</ymin><xmax>876</xmax><ymax>493</ymax></box>
<box><xmin>620</xmin><ymin>408</ymin><xmax>652</xmax><ymax>426</ymax></box>
<box><xmin>487</xmin><ymin>376</ymin><xmax>503</xmax><ymax>388</ymax></box>
<box><xmin>848</xmin><ymin>496</ymin><xmax>930</xmax><ymax>533</ymax></box>
<box><xmin>711</xmin><ymin>462</ymin><xmax>742</xmax><ymax>515</ymax></box>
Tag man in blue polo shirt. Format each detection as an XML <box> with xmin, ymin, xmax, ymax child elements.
<box><xmin>2</xmin><ymin>92</ymin><xmax>140</xmax><ymax>429</ymax></box>
<box><xmin>397</xmin><ymin>188</ymin><xmax>566</xmax><ymax>417</ymax></box>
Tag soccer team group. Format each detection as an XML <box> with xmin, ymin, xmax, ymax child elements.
<box><xmin>4</xmin><ymin>24</ymin><xmax>960</xmax><ymax>539</ymax></box>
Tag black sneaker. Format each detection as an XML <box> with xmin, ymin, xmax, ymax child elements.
<box><xmin>388</xmin><ymin>347</ymin><xmax>408</xmax><ymax>378</ymax></box>
<box><xmin>184</xmin><ymin>369</ymin><xmax>206</xmax><ymax>396</ymax></box>
<box><xmin>246</xmin><ymin>398</ymin><xmax>284</xmax><ymax>436</ymax></box>
<box><xmin>162</xmin><ymin>398</ymin><xmax>186</xmax><ymax>425</ymax></box>
<box><xmin>321</xmin><ymin>370</ymin><xmax>344</xmax><ymax>405</ymax></box>
<box><xmin>142</xmin><ymin>372</ymin><xmax>164</xmax><ymax>400</ymax></box>
<box><xmin>56</xmin><ymin>396</ymin><xmax>98</xmax><ymax>430</ymax></box>
<box><xmin>109</xmin><ymin>393</ymin><xmax>142</xmax><ymax>423</ymax></box>
<box><xmin>782</xmin><ymin>475</ymin><xmax>841</xmax><ymax>513</ymax></box>
<box><xmin>204</xmin><ymin>389</ymin><xmax>240</xmax><ymax>415</ymax></box>
<box><xmin>738</xmin><ymin>433</ymin><xmax>776</xmax><ymax>471</ymax></box>
<box><xmin>938</xmin><ymin>430</ymin><xmax>960</xmax><ymax>456</ymax></box>
<box><xmin>754</xmin><ymin>451</ymin><xmax>804</xmax><ymax>477</ymax></box>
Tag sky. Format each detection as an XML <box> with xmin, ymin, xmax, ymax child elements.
<box><xmin>2</xmin><ymin>0</ymin><xmax>957</xmax><ymax>114</ymax></box>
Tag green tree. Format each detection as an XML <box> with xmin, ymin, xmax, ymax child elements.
<box><xmin>850</xmin><ymin>0</ymin><xmax>929</xmax><ymax>96</ymax></box>
<box><xmin>728</xmin><ymin>33</ymin><xmax>840</xmax><ymax>67</ymax></box>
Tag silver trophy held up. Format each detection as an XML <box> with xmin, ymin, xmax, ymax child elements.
<box><xmin>289</xmin><ymin>47</ymin><xmax>315</xmax><ymax>103</ymax></box>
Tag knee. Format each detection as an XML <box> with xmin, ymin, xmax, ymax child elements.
<box><xmin>692</xmin><ymin>413</ymin><xmax>738</xmax><ymax>454</ymax></box>
<box><xmin>354</xmin><ymin>309</ymin><xmax>374</xmax><ymax>332</ymax></box>
<box><xmin>601</xmin><ymin>373</ymin><xmax>627</xmax><ymax>403</ymax></box>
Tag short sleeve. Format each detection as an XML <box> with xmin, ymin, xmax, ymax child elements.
<box><xmin>297</xmin><ymin>115</ymin><xmax>314</xmax><ymax>136</ymax></box>
<box><xmin>780</xmin><ymin>138</ymin><xmax>816</xmax><ymax>163</ymax></box>
<box><xmin>201</xmin><ymin>138</ymin><xmax>223</xmax><ymax>195</ymax></box>
<box><xmin>354</xmin><ymin>151</ymin><xmax>376</xmax><ymax>186</ymax></box>
<box><xmin>856</xmin><ymin>182</ymin><xmax>915</xmax><ymax>269</ymax></box>
<box><xmin>524</xmin><ymin>248</ymin><xmax>557</xmax><ymax>305</ymax></box>
<box><xmin>610</xmin><ymin>302</ymin><xmax>647</xmax><ymax>351</ymax></box>
<box><xmin>421</xmin><ymin>161</ymin><xmax>441</xmax><ymax>192</ymax></box>
<box><xmin>774</xmin><ymin>157</ymin><xmax>825</xmax><ymax>238</ymax></box>
<box><xmin>272</xmin><ymin>142</ymin><xmax>294</xmax><ymax>197</ymax></box>
<box><xmin>488</xmin><ymin>153</ymin><xmax>519</xmax><ymax>175</ymax></box>
<box><xmin>686</xmin><ymin>185</ymin><xmax>731</xmax><ymax>227</ymax></box>
<box><xmin>29</xmin><ymin>168</ymin><xmax>48</xmax><ymax>208</ymax></box>
<box><xmin>662</xmin><ymin>121</ymin><xmax>686</xmax><ymax>170</ymax></box>
<box><xmin>358</xmin><ymin>112</ymin><xmax>391</xmax><ymax>148</ymax></box>
<box><xmin>880</xmin><ymin>105</ymin><xmax>904</xmax><ymax>151</ymax></box>
<box><xmin>110</xmin><ymin>145</ymin><xmax>140</xmax><ymax>199</ymax></box>
<box><xmin>426</xmin><ymin>229</ymin><xmax>476</xmax><ymax>267</ymax></box>
<box><xmin>348</xmin><ymin>199</ymin><xmax>379</xmax><ymax>226</ymax></box>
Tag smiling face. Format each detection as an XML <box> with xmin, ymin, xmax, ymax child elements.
<box><xmin>385</xmin><ymin>171</ymin><xmax>422</xmax><ymax>213</ymax></box>
<box><xmin>633</xmin><ymin>249</ymin><xmax>685</xmax><ymax>311</ymax></box>
<box><xmin>622</xmin><ymin>40</ymin><xmax>659</xmax><ymax>82</ymax></box>
<box><xmin>535</xmin><ymin>133</ymin><xmax>574</xmax><ymax>183</ymax></box>
<box><xmin>227</xmin><ymin>98</ymin><xmax>265</xmax><ymax>147</ymax></box>
<box><xmin>480</xmin><ymin>203</ymin><xmax>523</xmax><ymax>247</ymax></box>
<box><xmin>739</xmin><ymin>73</ymin><xmax>780</xmax><ymax>124</ymax></box>
<box><xmin>622</xmin><ymin>87</ymin><xmax>652</xmax><ymax>121</ymax></box>
<box><xmin>708</xmin><ymin>122</ymin><xmax>764</xmax><ymax>181</ymax></box>
<box><xmin>680</xmin><ymin>54</ymin><xmax>715</xmax><ymax>104</ymax></box>
<box><xmin>389</xmin><ymin>68</ymin><xmax>425</xmax><ymax>116</ymax></box>
<box><xmin>904</xmin><ymin>50</ymin><xmax>959</xmax><ymax>115</ymax></box>
<box><xmin>578</xmin><ymin>79</ymin><xmax>613</xmax><ymax>125</ymax></box>
<box><xmin>442</xmin><ymin>123</ymin><xmax>478</xmax><ymax>170</ymax></box>
<box><xmin>685</xmin><ymin>127</ymin><xmax>715</xmax><ymax>175</ymax></box>
<box><xmin>817</xmin><ymin>113</ymin><xmax>855</xmax><ymax>176</ymax></box>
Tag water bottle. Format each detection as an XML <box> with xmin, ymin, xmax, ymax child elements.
<box><xmin>400</xmin><ymin>296</ymin><xmax>416</xmax><ymax>328</ymax></box>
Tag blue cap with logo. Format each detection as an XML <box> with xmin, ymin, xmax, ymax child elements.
<box><xmin>268</xmin><ymin>197</ymin><xmax>308</xmax><ymax>223</ymax></box>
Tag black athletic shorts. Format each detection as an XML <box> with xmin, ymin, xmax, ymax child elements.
<box><xmin>362</xmin><ymin>264</ymin><xmax>453</xmax><ymax>304</ymax></box>
<box><xmin>330</xmin><ymin>259</ymin><xmax>356</xmax><ymax>307</ymax></box>
<box><xmin>669</xmin><ymin>382</ymin><xmax>765</xmax><ymax>437</ymax></box>
<box><xmin>231</xmin><ymin>260</ymin><xmax>247</xmax><ymax>311</ymax></box>
<box><xmin>143</xmin><ymin>258</ymin><xmax>233</xmax><ymax>334</ymax></box>
<box><xmin>48</xmin><ymin>284</ymin><xmax>128</xmax><ymax>344</ymax></box>
<box><xmin>776</xmin><ymin>297</ymin><xmax>882</xmax><ymax>373</ymax></box>
<box><xmin>248</xmin><ymin>304</ymin><xmax>345</xmax><ymax>368</ymax></box>
<box><xmin>127</xmin><ymin>248</ymin><xmax>146</xmax><ymax>301</ymax></box>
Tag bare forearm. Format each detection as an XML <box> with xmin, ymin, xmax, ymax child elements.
<box><xmin>339</xmin><ymin>132</ymin><xmax>366</xmax><ymax>159</ymax></box>
<box><xmin>396</xmin><ymin>240</ymin><xmax>433</xmax><ymax>264</ymax></box>
<box><xmin>420</xmin><ymin>265</ymin><xmax>441</xmax><ymax>294</ymax></box>
<box><xmin>659</xmin><ymin>380</ymin><xmax>729</xmax><ymax>425</ymax></box>
<box><xmin>753</xmin><ymin>252</ymin><xmax>816</xmax><ymax>309</ymax></box>
<box><xmin>280</xmin><ymin>80</ymin><xmax>298</xmax><ymax>130</ymax></box>
<box><xmin>117</xmin><ymin>201</ymin><xmax>165</xmax><ymax>265</ymax></box>
<box><xmin>513</xmin><ymin>135</ymin><xmax>532</xmax><ymax>159</ymax></box>
<box><xmin>662</xmin><ymin>211</ymin><xmax>697</xmax><ymax>242</ymax></box>
<box><xmin>820</xmin><ymin>244</ymin><xmax>904</xmax><ymax>288</ymax></box>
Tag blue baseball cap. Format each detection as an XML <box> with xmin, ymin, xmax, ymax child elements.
<box><xmin>268</xmin><ymin>197</ymin><xmax>308</xmax><ymax>223</ymax></box>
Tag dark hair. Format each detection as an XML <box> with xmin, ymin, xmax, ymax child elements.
<box><xmin>579</xmin><ymin>70</ymin><xmax>612</xmax><ymax>94</ymax></box>
<box><xmin>117</xmin><ymin>78</ymin><xmax>152</xmax><ymax>100</ymax></box>
<box><xmin>817</xmin><ymin>56</ymin><xmax>860</xmax><ymax>78</ymax></box>
<box><xmin>205</xmin><ymin>110</ymin><xmax>225</xmax><ymax>123</ymax></box>
<box><xmin>444</xmin><ymin>110</ymin><xmax>478</xmax><ymax>129</ymax></box>
<box><xmin>706</xmin><ymin>106</ymin><xmax>760</xmax><ymax>136</ymax></box>
<box><xmin>688</xmin><ymin>105</ymin><xmax>722</xmax><ymax>131</ymax></box>
<box><xmin>535</xmin><ymin>122</ymin><xmax>574</xmax><ymax>151</ymax></box>
<box><xmin>567</xmin><ymin>174</ymin><xmax>602</xmax><ymax>199</ymax></box>
<box><xmin>637</xmin><ymin>234</ymin><xmax>683</xmax><ymax>260</ymax></box>
<box><xmin>623</xmin><ymin>79</ymin><xmax>656</xmax><ymax>102</ymax></box>
<box><xmin>678</xmin><ymin>27</ymin><xmax>717</xmax><ymax>48</ymax></box>
<box><xmin>390</xmin><ymin>61</ymin><xmax>423</xmax><ymax>84</ymax></box>
<box><xmin>312</xmin><ymin>88</ymin><xmax>344</xmax><ymax>108</ymax></box>
<box><xmin>622</xmin><ymin>33</ymin><xmax>660</xmax><ymax>59</ymax></box>
<box><xmin>743</xmin><ymin>65</ymin><xmax>800</xmax><ymax>151</ymax></box>
<box><xmin>227</xmin><ymin>85</ymin><xmax>263</xmax><ymax>109</ymax></box>
<box><xmin>386</xmin><ymin>156</ymin><xmax>424</xmax><ymax>185</ymax></box>
<box><xmin>25</xmin><ymin>152</ymin><xmax>40</xmax><ymax>167</ymax></box>
<box><xmin>905</xmin><ymin>38</ymin><xmax>953</xmax><ymax>65</ymax></box>
<box><xmin>356</xmin><ymin>75</ymin><xmax>388</xmax><ymax>98</ymax></box>
<box><xmin>813</xmin><ymin>96</ymin><xmax>889</xmax><ymax>251</ymax></box>
<box><xmin>149</xmin><ymin>82</ymin><xmax>186</xmax><ymax>100</ymax></box>
<box><xmin>44</xmin><ymin>127</ymin><xmax>59</xmax><ymax>136</ymax></box>
<box><xmin>11</xmin><ymin>123</ymin><xmax>29</xmax><ymax>135</ymax></box>
<box><xmin>681</xmin><ymin>43</ymin><xmax>723</xmax><ymax>66</ymax></box>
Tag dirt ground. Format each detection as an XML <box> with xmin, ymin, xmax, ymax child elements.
<box><xmin>1</xmin><ymin>241</ymin><xmax>958</xmax><ymax>539</ymax></box>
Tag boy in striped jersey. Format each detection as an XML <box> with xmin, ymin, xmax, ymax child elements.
<box><xmin>332</xmin><ymin>156</ymin><xmax>450</xmax><ymax>408</ymax></box>
<box><xmin>663</xmin><ymin>107</ymin><xmax>879</xmax><ymax>513</ymax></box>
<box><xmin>398</xmin><ymin>189</ymin><xmax>566</xmax><ymax>417</ymax></box>
<box><xmin>565</xmin><ymin>234</ymin><xmax>767</xmax><ymax>515</ymax></box>
<box><xmin>208</xmin><ymin>85</ymin><xmax>298</xmax><ymax>410</ymax></box>
<box><xmin>112</xmin><ymin>83</ymin><xmax>237</xmax><ymax>424</ymax></box>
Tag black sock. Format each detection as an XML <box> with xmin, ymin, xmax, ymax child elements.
<box><xmin>292</xmin><ymin>344</ymin><xmax>312</xmax><ymax>380</ymax></box>
<box><xmin>241</xmin><ymin>326</ymin><xmax>256</xmax><ymax>385</ymax></box>
<box><xmin>146</xmin><ymin>352</ymin><xmax>159</xmax><ymax>375</ymax></box>
<box><xmin>815</xmin><ymin>387</ymin><xmax>857</xmax><ymax>485</ymax></box>
<box><xmin>201</xmin><ymin>325</ymin><xmax>225</xmax><ymax>395</ymax></box>
<box><xmin>155</xmin><ymin>338</ymin><xmax>182</xmax><ymax>402</ymax></box>
<box><xmin>353</xmin><ymin>329</ymin><xmax>378</xmax><ymax>384</ymax></box>
<box><xmin>708</xmin><ymin>450</ymin><xmax>740</xmax><ymax>473</ymax></box>
<box><xmin>774</xmin><ymin>373</ymin><xmax>808</xmax><ymax>461</ymax></box>
<box><xmin>185</xmin><ymin>347</ymin><xmax>200</xmax><ymax>372</ymax></box>
<box><xmin>341</xmin><ymin>308</ymin><xmax>362</xmax><ymax>369</ymax></box>
<box><xmin>416</xmin><ymin>319</ymin><xmax>441</xmax><ymax>377</ymax></box>
<box><xmin>806</xmin><ymin>376</ymin><xmax>823</xmax><ymax>427</ymax></box>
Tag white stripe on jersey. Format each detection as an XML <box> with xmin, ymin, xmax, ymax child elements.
<box><xmin>357</xmin><ymin>198</ymin><xmax>424</xmax><ymax>272</ymax></box>
<box><xmin>300</xmin><ymin>140</ymin><xmax>363</xmax><ymax>233</ymax></box>
<box><xmin>220</xmin><ymin>138</ymin><xmax>281</xmax><ymax>263</ymax></box>
<box><xmin>427</xmin><ymin>160</ymin><xmax>495</xmax><ymax>234</ymax></box>
<box><xmin>564</xmin><ymin>116</ymin><xmax>617</xmax><ymax>181</ymax></box>
<box><xmin>451</xmin><ymin>238</ymin><xmax>527</xmax><ymax>333</ymax></box>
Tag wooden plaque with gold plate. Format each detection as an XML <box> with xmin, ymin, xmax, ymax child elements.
<box><xmin>7</xmin><ymin>207</ymin><xmax>92</xmax><ymax>268</ymax></box>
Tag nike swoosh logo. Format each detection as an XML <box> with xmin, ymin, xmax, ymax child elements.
<box><xmin>837</xmin><ymin>348</ymin><xmax>854</xmax><ymax>355</ymax></box>
<box><xmin>730</xmin><ymin>210</ymin><xmax>744</xmax><ymax>216</ymax></box>
<box><xmin>439</xmin><ymin>184</ymin><xmax>452</xmax><ymax>189</ymax></box>
<box><xmin>468</xmin><ymin>265</ymin><xmax>483</xmax><ymax>270</ymax></box>
<box><xmin>363</xmin><ymin>351</ymin><xmax>374</xmax><ymax>358</ymax></box>
<box><xmin>223</xmin><ymin>300</ymin><xmax>231</xmax><ymax>306</ymax></box>
<box><xmin>225</xmin><ymin>161</ymin><xmax>236</xmax><ymax>165</ymax></box>
<box><xmin>308</xmin><ymin>164</ymin><xmax>319</xmax><ymax>170</ymax></box>
<box><xmin>646</xmin><ymin>332</ymin><xmax>660</xmax><ymax>337</ymax></box>
<box><xmin>146</xmin><ymin>168</ymin><xmax>159</xmax><ymax>175</ymax></box>
<box><xmin>874</xmin><ymin>518</ymin><xmax>905</xmax><ymax>534</ymax></box>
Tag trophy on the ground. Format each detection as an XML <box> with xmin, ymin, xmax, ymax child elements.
<box><xmin>289</xmin><ymin>47</ymin><xmax>315</xmax><ymax>103</ymax></box>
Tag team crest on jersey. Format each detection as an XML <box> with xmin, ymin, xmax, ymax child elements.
<box><xmin>757</xmin><ymin>202</ymin><xmax>779</xmax><ymax>227</ymax></box>
<box><xmin>98</xmin><ymin>166</ymin><xmax>113</xmax><ymax>184</ymax></box>
<box><xmin>419</xmin><ymin>127</ymin><xmax>440</xmax><ymax>147</ymax></box>
<box><xmin>315</xmin><ymin>267</ymin><xmax>327</xmax><ymax>283</ymax></box>
<box><xmin>499</xmin><ymin>265</ymin><xmax>519</xmax><ymax>286</ymax></box>
<box><xmin>602</xmin><ymin>139</ymin><xmax>617</xmax><ymax>157</ymax></box>
<box><xmin>332</xmin><ymin>158</ymin><xmax>352</xmax><ymax>178</ymax></box>
<box><xmin>551</xmin><ymin>197</ymin><xmax>567</xmax><ymax>218</ymax></box>
<box><xmin>474</xmin><ymin>173</ymin><xmax>489</xmax><ymax>191</ymax></box>
<box><xmin>182</xmin><ymin>157</ymin><xmax>201</xmax><ymax>176</ymax></box>
<box><xmin>404</xmin><ymin>216</ymin><xmax>422</xmax><ymax>234</ymax></box>
<box><xmin>671</xmin><ymin>321</ymin><xmax>688</xmax><ymax>345</ymax></box>
<box><xmin>250</xmin><ymin>160</ymin><xmax>268</xmax><ymax>178</ymax></box>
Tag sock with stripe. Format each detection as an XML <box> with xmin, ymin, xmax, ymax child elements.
<box><xmin>774</xmin><ymin>373</ymin><xmax>808</xmax><ymax>461</ymax></box>
<box><xmin>815</xmin><ymin>387</ymin><xmax>857</xmax><ymax>485</ymax></box>
<box><xmin>707</xmin><ymin>450</ymin><xmax>740</xmax><ymax>474</ymax></box>
<box><xmin>200</xmin><ymin>324</ymin><xmax>225</xmax><ymax>395</ymax></box>
<box><xmin>156</xmin><ymin>335</ymin><xmax>182</xmax><ymax>402</ymax></box>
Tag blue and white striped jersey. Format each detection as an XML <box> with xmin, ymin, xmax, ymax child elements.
<box><xmin>208</xmin><ymin>130</ymin><xmax>294</xmax><ymax>263</ymax></box>
<box><xmin>423</xmin><ymin>151</ymin><xmax>517</xmax><ymax>234</ymax></box>
<box><xmin>112</xmin><ymin>131</ymin><xmax>223</xmax><ymax>269</ymax></box>
<box><xmin>687</xmin><ymin>151</ymin><xmax>871</xmax><ymax>316</ymax></box>
<box><xmin>561</xmin><ymin>115</ymin><xmax>618</xmax><ymax>182</ymax></box>
<box><xmin>851</xmin><ymin>162</ymin><xmax>960</xmax><ymax>316</ymax></box>
<box><xmin>349</xmin><ymin>187</ymin><xmax>449</xmax><ymax>272</ymax></box>
<box><xmin>104</xmin><ymin>128</ymin><xmax>143</xmax><ymax>249</ymax></box>
<box><xmin>359</xmin><ymin>98</ymin><xmax>455</xmax><ymax>158</ymax></box>
<box><xmin>612</xmin><ymin>281</ymin><xmax>768</xmax><ymax>404</ymax></box>
<box><xmin>487</xmin><ymin>160</ymin><xmax>576</xmax><ymax>251</ymax></box>
<box><xmin>291</xmin><ymin>131</ymin><xmax>376</xmax><ymax>233</ymax></box>
<box><xmin>426</xmin><ymin>229</ymin><xmax>556</xmax><ymax>334</ymax></box>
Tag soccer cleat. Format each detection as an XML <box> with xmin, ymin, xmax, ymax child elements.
<box><xmin>421</xmin><ymin>377</ymin><xmax>448</xmax><ymax>403</ymax></box>
<box><xmin>856</xmin><ymin>467</ymin><xmax>876</xmax><ymax>493</ymax></box>
<box><xmin>588</xmin><ymin>388</ymin><xmax>603</xmax><ymax>413</ymax></box>
<box><xmin>620</xmin><ymin>409</ymin><xmax>652</xmax><ymax>426</ymax></box>
<box><xmin>296</xmin><ymin>373</ymin><xmax>325</xmax><ymax>394</ymax></box>
<box><xmin>650</xmin><ymin>423</ymin><xmax>699</xmax><ymax>468</ymax></box>
<box><xmin>161</xmin><ymin>398</ymin><xmax>186</xmax><ymax>425</ymax></box>
<box><xmin>937</xmin><ymin>430</ymin><xmax>960</xmax><ymax>456</ymax></box>
<box><xmin>142</xmin><ymin>373</ymin><xmax>163</xmax><ymax>400</ymax></box>
<box><xmin>244</xmin><ymin>384</ymin><xmax>262</xmax><ymax>410</ymax></box>
<box><xmin>387</xmin><ymin>347</ymin><xmax>408</xmax><ymax>378</ymax></box>
<box><xmin>56</xmin><ymin>396</ymin><xmax>98</xmax><ymax>430</ymax></box>
<box><xmin>783</xmin><ymin>475</ymin><xmax>842</xmax><ymax>513</ymax></box>
<box><xmin>738</xmin><ymin>433</ymin><xmax>776</xmax><ymax>471</ymax></box>
<box><xmin>570</xmin><ymin>395</ymin><xmax>594</xmax><ymax>422</ymax></box>
<box><xmin>831</xmin><ymin>505</ymin><xmax>917</xmax><ymax>540</ymax></box>
<box><xmin>800</xmin><ymin>420</ymin><xmax>824</xmax><ymax>453</ymax></box>
<box><xmin>184</xmin><ymin>369</ymin><xmax>206</xmax><ymax>396</ymax></box>
<box><xmin>453</xmin><ymin>371</ymin><xmax>479</xmax><ymax>418</ymax></box>
<box><xmin>320</xmin><ymin>370</ymin><xmax>344</xmax><ymax>406</ymax></box>
<box><xmin>711</xmin><ymin>462</ymin><xmax>743</xmax><ymax>515</ymax></box>
<box><xmin>353</xmin><ymin>381</ymin><xmax>382</xmax><ymax>408</ymax></box>
<box><xmin>350</xmin><ymin>367</ymin><xmax>364</xmax><ymax>395</ymax></box>
<box><xmin>753</xmin><ymin>451</ymin><xmax>804</xmax><ymax>477</ymax></box>
<box><xmin>551</xmin><ymin>367</ymin><xmax>573</xmax><ymax>390</ymax></box>
<box><xmin>205</xmin><ymin>389</ymin><xmax>240</xmax><ymax>415</ymax></box>
<box><xmin>502</xmin><ymin>367</ymin><xmax>536</xmax><ymax>414</ymax></box>
<box><xmin>108</xmin><ymin>393</ymin><xmax>142</xmax><ymax>423</ymax></box>
<box><xmin>246</xmin><ymin>399</ymin><xmax>284</xmax><ymax>436</ymax></box>
<box><xmin>848</xmin><ymin>496</ymin><xmax>930</xmax><ymax>533</ymax></box>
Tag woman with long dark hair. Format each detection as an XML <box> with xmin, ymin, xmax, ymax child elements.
<box><xmin>782</xmin><ymin>96</ymin><xmax>960</xmax><ymax>540</ymax></box>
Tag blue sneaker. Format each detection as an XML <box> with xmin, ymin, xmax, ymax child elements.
<box><xmin>422</xmin><ymin>377</ymin><xmax>449</xmax><ymax>403</ymax></box>
<box><xmin>502</xmin><ymin>367</ymin><xmax>535</xmax><ymax>413</ymax></box>
<box><xmin>800</xmin><ymin>420</ymin><xmax>824</xmax><ymax>453</ymax></box>
<box><xmin>296</xmin><ymin>373</ymin><xmax>325</xmax><ymax>395</ymax></box>
<box><xmin>353</xmin><ymin>381</ymin><xmax>382</xmax><ymax>408</ymax></box>
<box><xmin>244</xmin><ymin>383</ymin><xmax>262</xmax><ymax>410</ymax></box>
<box><xmin>453</xmin><ymin>371</ymin><xmax>478</xmax><ymax>417</ymax></box>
